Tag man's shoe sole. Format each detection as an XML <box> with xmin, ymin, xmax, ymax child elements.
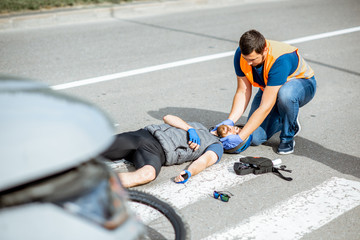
<box><xmin>294</xmin><ymin>115</ymin><xmax>301</xmax><ymax>137</ymax></box>
<box><xmin>277</xmin><ymin>149</ymin><xmax>294</xmax><ymax>155</ymax></box>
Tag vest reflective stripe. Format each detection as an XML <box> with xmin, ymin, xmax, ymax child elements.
<box><xmin>240</xmin><ymin>40</ymin><xmax>314</xmax><ymax>90</ymax></box>
<box><xmin>288</xmin><ymin>55</ymin><xmax>314</xmax><ymax>80</ymax></box>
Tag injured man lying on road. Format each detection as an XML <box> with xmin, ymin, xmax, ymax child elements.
<box><xmin>101</xmin><ymin>115</ymin><xmax>252</xmax><ymax>188</ymax></box>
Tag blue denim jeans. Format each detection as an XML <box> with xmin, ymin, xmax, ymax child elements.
<box><xmin>248</xmin><ymin>76</ymin><xmax>317</xmax><ymax>145</ymax></box>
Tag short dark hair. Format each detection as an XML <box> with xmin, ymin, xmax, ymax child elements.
<box><xmin>217</xmin><ymin>125</ymin><xmax>229</xmax><ymax>138</ymax></box>
<box><xmin>239</xmin><ymin>29</ymin><xmax>266</xmax><ymax>55</ymax></box>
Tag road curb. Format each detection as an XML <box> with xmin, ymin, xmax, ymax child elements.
<box><xmin>0</xmin><ymin>0</ymin><xmax>244</xmax><ymax>30</ymax></box>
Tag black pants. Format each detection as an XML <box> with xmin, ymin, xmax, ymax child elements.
<box><xmin>101</xmin><ymin>129</ymin><xmax>165</xmax><ymax>177</ymax></box>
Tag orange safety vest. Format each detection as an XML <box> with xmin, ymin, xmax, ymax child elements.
<box><xmin>240</xmin><ymin>40</ymin><xmax>314</xmax><ymax>90</ymax></box>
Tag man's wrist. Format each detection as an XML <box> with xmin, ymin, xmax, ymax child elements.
<box><xmin>228</xmin><ymin>117</ymin><xmax>236</xmax><ymax>123</ymax></box>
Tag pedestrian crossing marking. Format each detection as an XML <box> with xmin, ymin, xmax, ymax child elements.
<box><xmin>201</xmin><ymin>177</ymin><xmax>360</xmax><ymax>240</ymax></box>
<box><xmin>135</xmin><ymin>156</ymin><xmax>257</xmax><ymax>209</ymax></box>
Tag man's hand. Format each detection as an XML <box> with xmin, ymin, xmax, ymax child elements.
<box><xmin>187</xmin><ymin>128</ymin><xmax>200</xmax><ymax>151</ymax></box>
<box><xmin>211</xmin><ymin>119</ymin><xmax>235</xmax><ymax>133</ymax></box>
<box><xmin>174</xmin><ymin>170</ymin><xmax>191</xmax><ymax>184</ymax></box>
<box><xmin>220</xmin><ymin>134</ymin><xmax>243</xmax><ymax>150</ymax></box>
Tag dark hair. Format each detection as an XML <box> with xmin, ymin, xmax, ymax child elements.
<box><xmin>239</xmin><ymin>29</ymin><xmax>266</xmax><ymax>55</ymax></box>
<box><xmin>217</xmin><ymin>125</ymin><xmax>229</xmax><ymax>138</ymax></box>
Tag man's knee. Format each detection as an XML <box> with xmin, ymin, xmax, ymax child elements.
<box><xmin>278</xmin><ymin>82</ymin><xmax>300</xmax><ymax>107</ymax></box>
<box><xmin>251</xmin><ymin>136</ymin><xmax>264</xmax><ymax>146</ymax></box>
<box><xmin>251</xmin><ymin>129</ymin><xmax>267</xmax><ymax>146</ymax></box>
<box><xmin>139</xmin><ymin>165</ymin><xmax>157</xmax><ymax>182</ymax></box>
<box><xmin>278</xmin><ymin>87</ymin><xmax>293</xmax><ymax>103</ymax></box>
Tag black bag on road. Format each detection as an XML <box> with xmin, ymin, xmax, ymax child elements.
<box><xmin>233</xmin><ymin>156</ymin><xmax>293</xmax><ymax>181</ymax></box>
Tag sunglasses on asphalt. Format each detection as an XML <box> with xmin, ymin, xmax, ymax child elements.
<box><xmin>213</xmin><ymin>191</ymin><xmax>233</xmax><ymax>202</ymax></box>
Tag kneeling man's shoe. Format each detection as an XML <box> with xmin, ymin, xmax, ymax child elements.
<box><xmin>277</xmin><ymin>140</ymin><xmax>295</xmax><ymax>155</ymax></box>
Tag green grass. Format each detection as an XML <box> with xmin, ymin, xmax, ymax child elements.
<box><xmin>0</xmin><ymin>0</ymin><xmax>132</xmax><ymax>13</ymax></box>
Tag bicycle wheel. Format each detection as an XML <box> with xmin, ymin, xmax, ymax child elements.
<box><xmin>127</xmin><ymin>189</ymin><xmax>189</xmax><ymax>240</ymax></box>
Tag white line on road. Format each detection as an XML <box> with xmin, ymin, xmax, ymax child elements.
<box><xmin>283</xmin><ymin>26</ymin><xmax>360</xmax><ymax>44</ymax></box>
<box><xmin>51</xmin><ymin>52</ymin><xmax>233</xmax><ymax>90</ymax></box>
<box><xmin>202</xmin><ymin>177</ymin><xmax>360</xmax><ymax>240</ymax></box>
<box><xmin>51</xmin><ymin>26</ymin><xmax>360</xmax><ymax>90</ymax></box>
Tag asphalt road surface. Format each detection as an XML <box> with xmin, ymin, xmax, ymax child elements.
<box><xmin>1</xmin><ymin>0</ymin><xmax>360</xmax><ymax>239</ymax></box>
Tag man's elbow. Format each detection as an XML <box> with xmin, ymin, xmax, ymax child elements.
<box><xmin>163</xmin><ymin>115</ymin><xmax>172</xmax><ymax>122</ymax></box>
<box><xmin>205</xmin><ymin>151</ymin><xmax>220</xmax><ymax>167</ymax></box>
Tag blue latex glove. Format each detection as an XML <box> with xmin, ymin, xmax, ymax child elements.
<box><xmin>213</xmin><ymin>119</ymin><xmax>234</xmax><ymax>132</ymax></box>
<box><xmin>187</xmin><ymin>128</ymin><xmax>201</xmax><ymax>145</ymax></box>
<box><xmin>175</xmin><ymin>170</ymin><xmax>192</xmax><ymax>184</ymax></box>
<box><xmin>220</xmin><ymin>134</ymin><xmax>243</xmax><ymax>150</ymax></box>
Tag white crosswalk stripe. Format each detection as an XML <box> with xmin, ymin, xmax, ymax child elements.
<box><xmin>201</xmin><ymin>177</ymin><xmax>360</xmax><ymax>240</ymax></box>
<box><xmin>133</xmin><ymin>156</ymin><xmax>257</xmax><ymax>209</ymax></box>
<box><xmin>110</xmin><ymin>160</ymin><xmax>360</xmax><ymax>239</ymax></box>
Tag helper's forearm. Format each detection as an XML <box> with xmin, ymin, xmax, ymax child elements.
<box><xmin>228</xmin><ymin>91</ymin><xmax>249</xmax><ymax>123</ymax></box>
<box><xmin>239</xmin><ymin>107</ymin><xmax>269</xmax><ymax>140</ymax></box>
<box><xmin>239</xmin><ymin>85</ymin><xmax>280</xmax><ymax>140</ymax></box>
<box><xmin>228</xmin><ymin>76</ymin><xmax>252</xmax><ymax>123</ymax></box>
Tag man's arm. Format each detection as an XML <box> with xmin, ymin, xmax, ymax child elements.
<box><xmin>211</xmin><ymin>76</ymin><xmax>252</xmax><ymax>133</ymax></box>
<box><xmin>239</xmin><ymin>85</ymin><xmax>281</xmax><ymax>140</ymax></box>
<box><xmin>174</xmin><ymin>150</ymin><xmax>218</xmax><ymax>183</ymax></box>
<box><xmin>163</xmin><ymin>114</ymin><xmax>200</xmax><ymax>151</ymax></box>
<box><xmin>163</xmin><ymin>114</ymin><xmax>193</xmax><ymax>131</ymax></box>
<box><xmin>224</xmin><ymin>76</ymin><xmax>253</xmax><ymax>125</ymax></box>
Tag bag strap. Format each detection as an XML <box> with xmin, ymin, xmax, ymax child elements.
<box><xmin>272</xmin><ymin>165</ymin><xmax>293</xmax><ymax>181</ymax></box>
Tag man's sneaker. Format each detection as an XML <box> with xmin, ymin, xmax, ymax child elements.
<box><xmin>277</xmin><ymin>140</ymin><xmax>295</xmax><ymax>155</ymax></box>
<box><xmin>294</xmin><ymin>114</ymin><xmax>301</xmax><ymax>137</ymax></box>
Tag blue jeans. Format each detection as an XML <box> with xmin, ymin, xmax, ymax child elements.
<box><xmin>248</xmin><ymin>77</ymin><xmax>317</xmax><ymax>145</ymax></box>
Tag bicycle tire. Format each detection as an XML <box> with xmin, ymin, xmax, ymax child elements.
<box><xmin>127</xmin><ymin>189</ymin><xmax>189</xmax><ymax>240</ymax></box>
